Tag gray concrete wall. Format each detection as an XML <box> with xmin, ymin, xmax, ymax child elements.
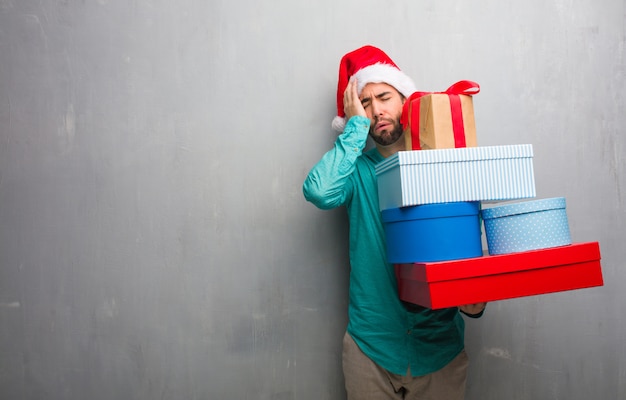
<box><xmin>0</xmin><ymin>1</ymin><xmax>624</xmax><ymax>399</ymax></box>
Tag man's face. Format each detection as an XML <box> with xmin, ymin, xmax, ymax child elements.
<box><xmin>359</xmin><ymin>82</ymin><xmax>405</xmax><ymax>146</ymax></box>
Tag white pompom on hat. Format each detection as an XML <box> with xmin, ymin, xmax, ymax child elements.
<box><xmin>332</xmin><ymin>45</ymin><xmax>417</xmax><ymax>132</ymax></box>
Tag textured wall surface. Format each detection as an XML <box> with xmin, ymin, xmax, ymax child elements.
<box><xmin>0</xmin><ymin>1</ymin><xmax>624</xmax><ymax>399</ymax></box>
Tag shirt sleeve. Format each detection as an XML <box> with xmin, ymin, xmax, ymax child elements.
<box><xmin>302</xmin><ymin>116</ymin><xmax>371</xmax><ymax>210</ymax></box>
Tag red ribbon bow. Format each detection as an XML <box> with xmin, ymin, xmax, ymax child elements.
<box><xmin>401</xmin><ymin>80</ymin><xmax>480</xmax><ymax>150</ymax></box>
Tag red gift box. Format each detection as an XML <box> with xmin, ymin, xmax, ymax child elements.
<box><xmin>395</xmin><ymin>242</ymin><xmax>603</xmax><ymax>310</ymax></box>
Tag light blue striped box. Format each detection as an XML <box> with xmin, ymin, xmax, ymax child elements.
<box><xmin>482</xmin><ymin>197</ymin><xmax>572</xmax><ymax>255</ymax></box>
<box><xmin>375</xmin><ymin>144</ymin><xmax>536</xmax><ymax>210</ymax></box>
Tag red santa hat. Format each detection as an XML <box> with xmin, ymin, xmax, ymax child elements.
<box><xmin>332</xmin><ymin>45</ymin><xmax>417</xmax><ymax>132</ymax></box>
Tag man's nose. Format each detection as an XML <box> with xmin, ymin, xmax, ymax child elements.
<box><xmin>371</xmin><ymin>101</ymin><xmax>383</xmax><ymax>117</ymax></box>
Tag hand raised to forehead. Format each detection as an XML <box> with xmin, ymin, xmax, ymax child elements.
<box><xmin>343</xmin><ymin>78</ymin><xmax>367</xmax><ymax>121</ymax></box>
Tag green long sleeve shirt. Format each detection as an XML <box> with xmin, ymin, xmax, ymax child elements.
<box><xmin>303</xmin><ymin>116</ymin><xmax>465</xmax><ymax>377</ymax></box>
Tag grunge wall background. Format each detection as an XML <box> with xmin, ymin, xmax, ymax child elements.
<box><xmin>1</xmin><ymin>1</ymin><xmax>624</xmax><ymax>399</ymax></box>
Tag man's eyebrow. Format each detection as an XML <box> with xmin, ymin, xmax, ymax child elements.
<box><xmin>361</xmin><ymin>91</ymin><xmax>392</xmax><ymax>104</ymax></box>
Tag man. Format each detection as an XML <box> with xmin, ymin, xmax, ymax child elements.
<box><xmin>302</xmin><ymin>45</ymin><xmax>486</xmax><ymax>399</ymax></box>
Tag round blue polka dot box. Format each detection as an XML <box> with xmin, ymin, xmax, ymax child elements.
<box><xmin>481</xmin><ymin>197</ymin><xmax>571</xmax><ymax>255</ymax></box>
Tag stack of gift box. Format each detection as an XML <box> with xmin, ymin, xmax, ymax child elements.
<box><xmin>375</xmin><ymin>81</ymin><xmax>603</xmax><ymax>310</ymax></box>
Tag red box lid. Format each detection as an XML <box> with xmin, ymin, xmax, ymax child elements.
<box><xmin>396</xmin><ymin>242</ymin><xmax>601</xmax><ymax>283</ymax></box>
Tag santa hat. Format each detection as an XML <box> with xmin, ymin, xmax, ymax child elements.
<box><xmin>332</xmin><ymin>45</ymin><xmax>417</xmax><ymax>132</ymax></box>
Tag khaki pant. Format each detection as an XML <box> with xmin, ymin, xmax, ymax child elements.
<box><xmin>342</xmin><ymin>332</ymin><xmax>468</xmax><ymax>400</ymax></box>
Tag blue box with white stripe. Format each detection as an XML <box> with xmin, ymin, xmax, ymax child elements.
<box><xmin>375</xmin><ymin>144</ymin><xmax>536</xmax><ymax>210</ymax></box>
<box><xmin>482</xmin><ymin>197</ymin><xmax>572</xmax><ymax>255</ymax></box>
<box><xmin>382</xmin><ymin>202</ymin><xmax>483</xmax><ymax>263</ymax></box>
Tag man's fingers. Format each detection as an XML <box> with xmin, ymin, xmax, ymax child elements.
<box><xmin>343</xmin><ymin>78</ymin><xmax>366</xmax><ymax>120</ymax></box>
<box><xmin>344</xmin><ymin>78</ymin><xmax>356</xmax><ymax>103</ymax></box>
<box><xmin>350</xmin><ymin>77</ymin><xmax>358</xmax><ymax>97</ymax></box>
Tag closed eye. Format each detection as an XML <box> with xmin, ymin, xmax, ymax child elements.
<box><xmin>376</xmin><ymin>92</ymin><xmax>392</xmax><ymax>101</ymax></box>
<box><xmin>361</xmin><ymin>91</ymin><xmax>393</xmax><ymax>109</ymax></box>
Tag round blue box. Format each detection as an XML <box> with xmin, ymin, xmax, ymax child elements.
<box><xmin>381</xmin><ymin>202</ymin><xmax>483</xmax><ymax>263</ymax></box>
<box><xmin>481</xmin><ymin>197</ymin><xmax>571</xmax><ymax>255</ymax></box>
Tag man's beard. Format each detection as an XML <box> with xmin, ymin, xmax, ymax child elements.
<box><xmin>369</xmin><ymin>117</ymin><xmax>403</xmax><ymax>146</ymax></box>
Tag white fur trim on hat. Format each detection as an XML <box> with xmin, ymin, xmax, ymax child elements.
<box><xmin>353</xmin><ymin>63</ymin><xmax>417</xmax><ymax>99</ymax></box>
